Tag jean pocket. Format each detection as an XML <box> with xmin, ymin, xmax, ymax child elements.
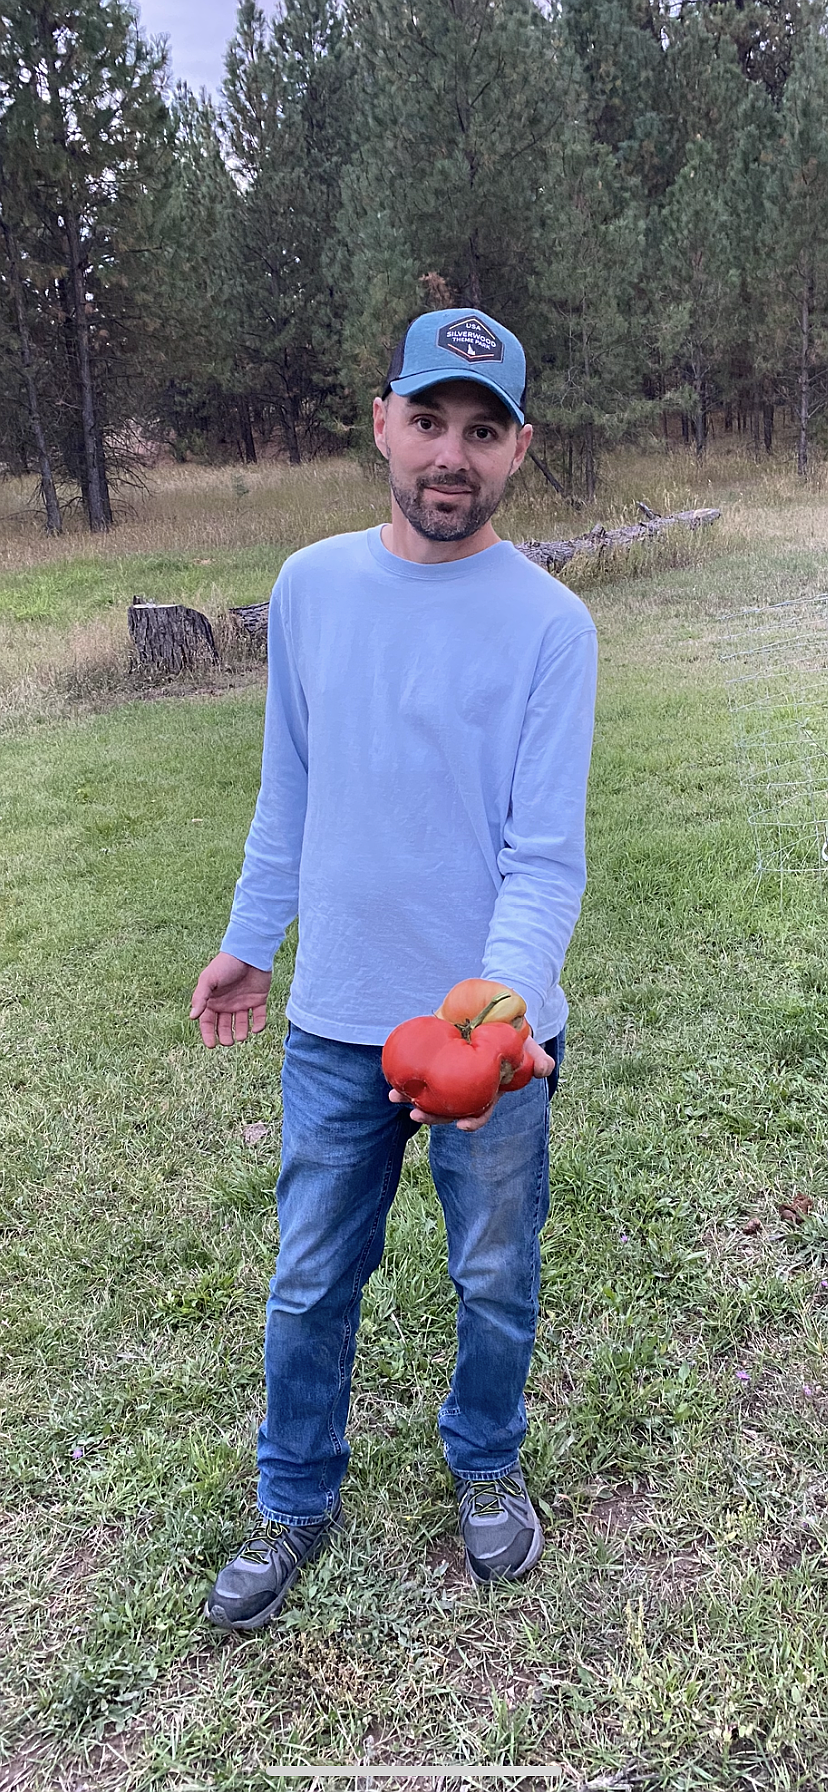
<box><xmin>541</xmin><ymin>1028</ymin><xmax>565</xmax><ymax>1101</ymax></box>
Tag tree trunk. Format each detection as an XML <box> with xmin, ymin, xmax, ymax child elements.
<box><xmin>798</xmin><ymin>269</ymin><xmax>810</xmax><ymax>479</ymax></box>
<box><xmin>581</xmin><ymin>300</ymin><xmax>596</xmax><ymax>499</ymax></box>
<box><xmin>724</xmin><ymin>402</ymin><xmax>733</xmax><ymax>432</ymax></box>
<box><xmin>41</xmin><ymin>17</ymin><xmax>111</xmax><ymax>531</ymax></box>
<box><xmin>280</xmin><ymin>395</ymin><xmax>301</xmax><ymax>466</ymax></box>
<box><xmin>583</xmin><ymin>421</ymin><xmax>596</xmax><ymax>502</ymax></box>
<box><xmin>238</xmin><ymin>396</ymin><xmax>257</xmax><ymax>464</ymax></box>
<box><xmin>62</xmin><ymin>202</ymin><xmax>110</xmax><ymax>529</ymax></box>
<box><xmin>693</xmin><ymin>361</ymin><xmax>705</xmax><ymax>457</ymax></box>
<box><xmin>527</xmin><ymin>448</ymin><xmax>567</xmax><ymax>498</ymax></box>
<box><xmin>763</xmin><ymin>402</ymin><xmax>774</xmax><ymax>454</ymax></box>
<box><xmin>95</xmin><ymin>422</ymin><xmax>112</xmax><ymax>526</ymax></box>
<box><xmin>0</xmin><ymin>208</ymin><xmax>62</xmax><ymax>534</ymax></box>
<box><xmin>751</xmin><ymin>398</ymin><xmax>761</xmax><ymax>456</ymax></box>
<box><xmin>681</xmin><ymin>412</ymin><xmax>690</xmax><ymax>444</ymax></box>
<box><xmin>518</xmin><ymin>505</ymin><xmax>722</xmax><ymax>569</ymax></box>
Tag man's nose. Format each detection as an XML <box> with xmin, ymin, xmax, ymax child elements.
<box><xmin>431</xmin><ymin>428</ymin><xmax>471</xmax><ymax>470</ymax></box>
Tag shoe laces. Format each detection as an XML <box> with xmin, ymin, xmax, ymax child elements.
<box><xmin>239</xmin><ymin>1519</ymin><xmax>288</xmax><ymax>1565</ymax></box>
<box><xmin>461</xmin><ymin>1473</ymin><xmax>523</xmax><ymax>1518</ymax></box>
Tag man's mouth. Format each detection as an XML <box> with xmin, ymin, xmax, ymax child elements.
<box><xmin>422</xmin><ymin>484</ymin><xmax>475</xmax><ymax>499</ymax></box>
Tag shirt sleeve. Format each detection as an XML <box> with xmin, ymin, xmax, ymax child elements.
<box><xmin>220</xmin><ymin>576</ymin><xmax>308</xmax><ymax>971</ymax></box>
<box><xmin>481</xmin><ymin>624</ymin><xmax>598</xmax><ymax>1035</ymax></box>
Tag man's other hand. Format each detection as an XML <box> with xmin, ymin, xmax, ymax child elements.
<box><xmin>388</xmin><ymin>1036</ymin><xmax>555</xmax><ymax>1132</ymax></box>
<box><xmin>190</xmin><ymin>952</ymin><xmax>272</xmax><ymax>1049</ymax></box>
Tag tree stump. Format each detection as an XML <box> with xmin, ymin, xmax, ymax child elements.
<box><xmin>128</xmin><ymin>601</ymin><xmax>218</xmax><ymax>673</ymax></box>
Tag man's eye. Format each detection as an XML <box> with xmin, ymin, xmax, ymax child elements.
<box><xmin>415</xmin><ymin>416</ymin><xmax>435</xmax><ymax>429</ymax></box>
<box><xmin>474</xmin><ymin>427</ymin><xmax>494</xmax><ymax>440</ymax></box>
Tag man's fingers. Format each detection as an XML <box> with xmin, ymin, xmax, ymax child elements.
<box><xmin>456</xmin><ymin>1099</ymin><xmax>498</xmax><ymax>1132</ymax></box>
<box><xmin>190</xmin><ymin>973</ymin><xmax>215</xmax><ymax>1020</ymax></box>
<box><xmin>525</xmin><ymin>1038</ymin><xmax>555</xmax><ymax>1077</ymax></box>
<box><xmin>251</xmin><ymin>1002</ymin><xmax>268</xmax><ymax>1035</ymax></box>
<box><xmin>234</xmin><ymin>1008</ymin><xmax>250</xmax><ymax>1045</ymax></box>
<box><xmin>216</xmin><ymin>1009</ymin><xmax>235</xmax><ymax>1048</ymax></box>
<box><xmin>198</xmin><ymin>1010</ymin><xmax>217</xmax><ymax>1049</ymax></box>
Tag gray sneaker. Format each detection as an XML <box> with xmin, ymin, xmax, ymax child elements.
<box><xmin>206</xmin><ymin>1501</ymin><xmax>342</xmax><ymax>1632</ymax></box>
<box><xmin>455</xmin><ymin>1469</ymin><xmax>544</xmax><ymax>1584</ymax></box>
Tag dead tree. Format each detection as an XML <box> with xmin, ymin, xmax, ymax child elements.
<box><xmin>216</xmin><ymin>505</ymin><xmax>722</xmax><ymax>662</ymax></box>
<box><xmin>518</xmin><ymin>504</ymin><xmax>721</xmax><ymax>572</ymax></box>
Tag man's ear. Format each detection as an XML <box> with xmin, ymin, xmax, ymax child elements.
<box><xmin>509</xmin><ymin>421</ymin><xmax>533</xmax><ymax>476</ymax></box>
<box><xmin>373</xmin><ymin>395</ymin><xmax>390</xmax><ymax>461</ymax></box>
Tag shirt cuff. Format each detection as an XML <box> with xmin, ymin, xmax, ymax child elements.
<box><xmin>219</xmin><ymin>923</ymin><xmax>276</xmax><ymax>974</ymax></box>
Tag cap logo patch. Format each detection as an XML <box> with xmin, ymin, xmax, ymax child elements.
<box><xmin>437</xmin><ymin>315</ymin><xmax>504</xmax><ymax>363</ymax></box>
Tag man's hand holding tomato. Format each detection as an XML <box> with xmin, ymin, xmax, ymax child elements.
<box><xmin>383</xmin><ymin>976</ymin><xmax>556</xmax><ymax>1131</ymax></box>
<box><xmin>388</xmin><ymin>1033</ymin><xmax>555</xmax><ymax>1131</ymax></box>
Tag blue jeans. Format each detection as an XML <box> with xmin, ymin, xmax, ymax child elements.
<box><xmin>257</xmin><ymin>1021</ymin><xmax>565</xmax><ymax>1524</ymax></box>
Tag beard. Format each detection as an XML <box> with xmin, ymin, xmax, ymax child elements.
<box><xmin>388</xmin><ymin>466</ymin><xmax>506</xmax><ymax>542</ymax></box>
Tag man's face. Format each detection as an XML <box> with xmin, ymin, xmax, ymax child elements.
<box><xmin>373</xmin><ymin>382</ymin><xmax>532</xmax><ymax>543</ymax></box>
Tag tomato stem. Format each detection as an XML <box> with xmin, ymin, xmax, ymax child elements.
<box><xmin>453</xmin><ymin>992</ymin><xmax>517</xmax><ymax>1041</ymax></box>
<box><xmin>471</xmin><ymin>992</ymin><xmax>513</xmax><ymax>1028</ymax></box>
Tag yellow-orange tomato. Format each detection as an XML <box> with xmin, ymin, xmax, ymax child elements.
<box><xmin>435</xmin><ymin>978</ymin><xmax>530</xmax><ymax>1041</ymax></box>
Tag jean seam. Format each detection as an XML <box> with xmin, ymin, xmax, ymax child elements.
<box><xmin>257</xmin><ymin>1500</ymin><xmax>333</xmax><ymax>1527</ymax></box>
<box><xmin>325</xmin><ymin>1115</ymin><xmax>408</xmax><ymax>1461</ymax></box>
<box><xmin>453</xmin><ymin>1458</ymin><xmax>521</xmax><ymax>1484</ymax></box>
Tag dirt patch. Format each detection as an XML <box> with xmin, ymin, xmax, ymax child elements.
<box><xmin>586</xmin><ymin>1487</ymin><xmax>653</xmax><ymax>1539</ymax></box>
<box><xmin>423</xmin><ymin>1536</ymin><xmax>468</xmax><ymax>1594</ymax></box>
<box><xmin>647</xmin><ymin>1546</ymin><xmax>712</xmax><ymax>1595</ymax></box>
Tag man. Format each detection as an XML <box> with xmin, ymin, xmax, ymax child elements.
<box><xmin>191</xmin><ymin>308</ymin><xmax>597</xmax><ymax>1633</ymax></box>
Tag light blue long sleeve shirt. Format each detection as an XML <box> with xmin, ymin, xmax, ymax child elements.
<box><xmin>221</xmin><ymin>525</ymin><xmax>597</xmax><ymax>1046</ymax></box>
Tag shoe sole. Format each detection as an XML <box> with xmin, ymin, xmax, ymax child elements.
<box><xmin>205</xmin><ymin>1517</ymin><xmax>338</xmax><ymax>1634</ymax></box>
<box><xmin>464</xmin><ymin>1510</ymin><xmax>545</xmax><ymax>1587</ymax></box>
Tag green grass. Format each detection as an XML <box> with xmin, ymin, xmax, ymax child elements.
<box><xmin>0</xmin><ymin>547</ymin><xmax>288</xmax><ymax>627</ymax></box>
<box><xmin>2</xmin><ymin>458</ymin><xmax>828</xmax><ymax>1788</ymax></box>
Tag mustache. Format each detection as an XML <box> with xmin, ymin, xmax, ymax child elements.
<box><xmin>417</xmin><ymin>473</ymin><xmax>480</xmax><ymax>495</ymax></box>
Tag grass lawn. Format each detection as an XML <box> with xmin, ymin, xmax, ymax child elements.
<box><xmin>1</xmin><ymin>450</ymin><xmax>828</xmax><ymax>1789</ymax></box>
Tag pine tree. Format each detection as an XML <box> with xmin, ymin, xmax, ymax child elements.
<box><xmin>222</xmin><ymin>0</ymin><xmax>354</xmax><ymax>462</ymax></box>
<box><xmin>0</xmin><ymin>0</ymin><xmax>170</xmax><ymax>529</ymax></box>
<box><xmin>154</xmin><ymin>88</ymin><xmax>247</xmax><ymax>460</ymax></box>
<box><xmin>339</xmin><ymin>0</ymin><xmax>562</xmax><ymax>418</ymax></box>
<box><xmin>0</xmin><ymin>96</ymin><xmax>63</xmax><ymax>528</ymax></box>
<box><xmin>527</xmin><ymin>63</ymin><xmax>647</xmax><ymax>498</ymax></box>
<box><xmin>769</xmin><ymin>6</ymin><xmax>828</xmax><ymax>475</ymax></box>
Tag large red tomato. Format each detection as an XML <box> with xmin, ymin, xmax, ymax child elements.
<box><xmin>382</xmin><ymin>1015</ymin><xmax>529</xmax><ymax>1119</ymax></box>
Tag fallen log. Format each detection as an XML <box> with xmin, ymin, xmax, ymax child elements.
<box><xmin>228</xmin><ymin>600</ymin><xmax>269</xmax><ymax>647</ymax></box>
<box><xmin>517</xmin><ymin>504</ymin><xmax>721</xmax><ymax>572</ymax></box>
<box><xmin>128</xmin><ymin>600</ymin><xmax>218</xmax><ymax>674</ymax></box>
<box><xmin>216</xmin><ymin>504</ymin><xmax>722</xmax><ymax>661</ymax></box>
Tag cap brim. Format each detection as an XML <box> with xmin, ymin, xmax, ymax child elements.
<box><xmin>389</xmin><ymin>367</ymin><xmax>524</xmax><ymax>426</ymax></box>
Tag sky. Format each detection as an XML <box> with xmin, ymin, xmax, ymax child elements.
<box><xmin>136</xmin><ymin>0</ymin><xmax>242</xmax><ymax>98</ymax></box>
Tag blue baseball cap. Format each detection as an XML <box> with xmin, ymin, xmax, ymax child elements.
<box><xmin>383</xmin><ymin>308</ymin><xmax>527</xmax><ymax>425</ymax></box>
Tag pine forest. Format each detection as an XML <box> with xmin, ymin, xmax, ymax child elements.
<box><xmin>2</xmin><ymin>0</ymin><xmax>828</xmax><ymax>530</ymax></box>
